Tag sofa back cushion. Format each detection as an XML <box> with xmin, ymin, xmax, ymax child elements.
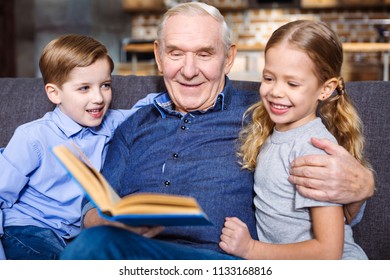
<box><xmin>344</xmin><ymin>81</ymin><xmax>390</xmax><ymax>260</ymax></box>
<box><xmin>0</xmin><ymin>75</ymin><xmax>389</xmax><ymax>259</ymax></box>
<box><xmin>0</xmin><ymin>78</ymin><xmax>54</xmax><ymax>147</ymax></box>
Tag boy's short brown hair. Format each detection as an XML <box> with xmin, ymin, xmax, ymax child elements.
<box><xmin>39</xmin><ymin>34</ymin><xmax>114</xmax><ymax>86</ymax></box>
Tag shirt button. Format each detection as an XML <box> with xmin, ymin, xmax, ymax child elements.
<box><xmin>173</xmin><ymin>153</ymin><xmax>178</xmax><ymax>158</ymax></box>
<box><xmin>164</xmin><ymin>180</ymin><xmax>170</xmax><ymax>186</ymax></box>
<box><xmin>181</xmin><ymin>125</ymin><xmax>186</xmax><ymax>130</ymax></box>
<box><xmin>184</xmin><ymin>119</ymin><xmax>189</xmax><ymax>123</ymax></box>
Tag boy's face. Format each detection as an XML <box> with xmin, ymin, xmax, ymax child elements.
<box><xmin>48</xmin><ymin>58</ymin><xmax>112</xmax><ymax>127</ymax></box>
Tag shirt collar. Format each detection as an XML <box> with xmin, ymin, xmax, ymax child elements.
<box><xmin>52</xmin><ymin>107</ymin><xmax>111</xmax><ymax>138</ymax></box>
<box><xmin>153</xmin><ymin>76</ymin><xmax>233</xmax><ymax>118</ymax></box>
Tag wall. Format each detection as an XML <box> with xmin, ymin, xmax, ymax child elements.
<box><xmin>14</xmin><ymin>0</ymin><xmax>390</xmax><ymax>80</ymax></box>
<box><xmin>129</xmin><ymin>2</ymin><xmax>390</xmax><ymax>81</ymax></box>
<box><xmin>14</xmin><ymin>0</ymin><xmax>132</xmax><ymax>77</ymax></box>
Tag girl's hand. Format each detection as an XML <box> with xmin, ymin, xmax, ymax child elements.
<box><xmin>219</xmin><ymin>217</ymin><xmax>255</xmax><ymax>259</ymax></box>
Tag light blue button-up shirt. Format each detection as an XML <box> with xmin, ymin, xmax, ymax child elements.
<box><xmin>0</xmin><ymin>94</ymin><xmax>155</xmax><ymax>243</ymax></box>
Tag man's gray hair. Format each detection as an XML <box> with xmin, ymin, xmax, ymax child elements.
<box><xmin>156</xmin><ymin>2</ymin><xmax>232</xmax><ymax>54</ymax></box>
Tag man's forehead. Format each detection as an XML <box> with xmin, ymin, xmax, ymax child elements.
<box><xmin>163</xmin><ymin>15</ymin><xmax>222</xmax><ymax>47</ymax></box>
<box><xmin>164</xmin><ymin>14</ymin><xmax>220</xmax><ymax>34</ymax></box>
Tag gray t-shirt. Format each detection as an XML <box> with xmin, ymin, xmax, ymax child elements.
<box><xmin>254</xmin><ymin>118</ymin><xmax>367</xmax><ymax>259</ymax></box>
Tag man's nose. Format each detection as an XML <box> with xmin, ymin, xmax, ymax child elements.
<box><xmin>181</xmin><ymin>53</ymin><xmax>199</xmax><ymax>78</ymax></box>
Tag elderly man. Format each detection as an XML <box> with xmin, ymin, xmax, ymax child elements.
<box><xmin>61</xmin><ymin>2</ymin><xmax>373</xmax><ymax>260</ymax></box>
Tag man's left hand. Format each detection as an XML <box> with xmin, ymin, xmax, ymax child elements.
<box><xmin>288</xmin><ymin>137</ymin><xmax>374</xmax><ymax>204</ymax></box>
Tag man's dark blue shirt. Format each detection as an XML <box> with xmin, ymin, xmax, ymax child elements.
<box><xmin>102</xmin><ymin>77</ymin><xmax>259</xmax><ymax>252</ymax></box>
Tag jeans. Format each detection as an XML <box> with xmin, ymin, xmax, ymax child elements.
<box><xmin>1</xmin><ymin>225</ymin><xmax>66</xmax><ymax>260</ymax></box>
<box><xmin>60</xmin><ymin>226</ymin><xmax>241</xmax><ymax>260</ymax></box>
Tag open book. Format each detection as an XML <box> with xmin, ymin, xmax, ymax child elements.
<box><xmin>51</xmin><ymin>144</ymin><xmax>212</xmax><ymax>226</ymax></box>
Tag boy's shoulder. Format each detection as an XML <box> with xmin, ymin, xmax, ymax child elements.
<box><xmin>15</xmin><ymin>108</ymin><xmax>79</xmax><ymax>137</ymax></box>
<box><xmin>8</xmin><ymin>110</ymin><xmax>60</xmax><ymax>145</ymax></box>
<box><xmin>17</xmin><ymin>110</ymin><xmax>57</xmax><ymax>131</ymax></box>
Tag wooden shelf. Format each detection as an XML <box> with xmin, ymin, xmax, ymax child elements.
<box><xmin>342</xmin><ymin>42</ymin><xmax>390</xmax><ymax>81</ymax></box>
<box><xmin>342</xmin><ymin>42</ymin><xmax>390</xmax><ymax>52</ymax></box>
<box><xmin>122</xmin><ymin>0</ymin><xmax>165</xmax><ymax>13</ymax></box>
<box><xmin>123</xmin><ymin>43</ymin><xmax>154</xmax><ymax>53</ymax></box>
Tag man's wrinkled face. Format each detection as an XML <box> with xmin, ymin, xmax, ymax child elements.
<box><xmin>154</xmin><ymin>14</ymin><xmax>235</xmax><ymax>113</ymax></box>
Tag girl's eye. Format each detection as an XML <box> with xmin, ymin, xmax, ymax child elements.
<box><xmin>262</xmin><ymin>76</ymin><xmax>273</xmax><ymax>82</ymax></box>
<box><xmin>79</xmin><ymin>86</ymin><xmax>89</xmax><ymax>91</ymax></box>
<box><xmin>288</xmin><ymin>82</ymin><xmax>299</xmax><ymax>87</ymax></box>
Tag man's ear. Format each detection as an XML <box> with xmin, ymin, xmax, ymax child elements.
<box><xmin>154</xmin><ymin>40</ymin><xmax>163</xmax><ymax>74</ymax></box>
<box><xmin>224</xmin><ymin>44</ymin><xmax>237</xmax><ymax>75</ymax></box>
<box><xmin>319</xmin><ymin>77</ymin><xmax>338</xmax><ymax>101</ymax></box>
<box><xmin>45</xmin><ymin>83</ymin><xmax>61</xmax><ymax>105</ymax></box>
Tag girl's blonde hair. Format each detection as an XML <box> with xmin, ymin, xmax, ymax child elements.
<box><xmin>239</xmin><ymin>20</ymin><xmax>370</xmax><ymax>171</ymax></box>
<box><xmin>39</xmin><ymin>34</ymin><xmax>114</xmax><ymax>86</ymax></box>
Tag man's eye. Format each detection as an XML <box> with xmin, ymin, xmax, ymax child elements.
<box><xmin>197</xmin><ymin>52</ymin><xmax>212</xmax><ymax>60</ymax></box>
<box><xmin>170</xmin><ymin>51</ymin><xmax>183</xmax><ymax>57</ymax></box>
<box><xmin>168</xmin><ymin>51</ymin><xmax>183</xmax><ymax>60</ymax></box>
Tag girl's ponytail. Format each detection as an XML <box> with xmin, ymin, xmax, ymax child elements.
<box><xmin>320</xmin><ymin>77</ymin><xmax>370</xmax><ymax>168</ymax></box>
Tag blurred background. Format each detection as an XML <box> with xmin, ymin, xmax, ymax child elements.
<box><xmin>1</xmin><ymin>0</ymin><xmax>390</xmax><ymax>82</ymax></box>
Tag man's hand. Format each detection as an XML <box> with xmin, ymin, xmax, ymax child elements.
<box><xmin>83</xmin><ymin>208</ymin><xmax>164</xmax><ymax>238</ymax></box>
<box><xmin>288</xmin><ymin>137</ymin><xmax>375</xmax><ymax>204</ymax></box>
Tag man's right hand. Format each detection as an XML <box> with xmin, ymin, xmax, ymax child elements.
<box><xmin>83</xmin><ymin>208</ymin><xmax>164</xmax><ymax>238</ymax></box>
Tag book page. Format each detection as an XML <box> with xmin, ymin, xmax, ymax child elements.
<box><xmin>113</xmin><ymin>193</ymin><xmax>201</xmax><ymax>215</ymax></box>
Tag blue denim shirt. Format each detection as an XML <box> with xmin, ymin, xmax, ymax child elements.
<box><xmin>101</xmin><ymin>77</ymin><xmax>259</xmax><ymax>252</ymax></box>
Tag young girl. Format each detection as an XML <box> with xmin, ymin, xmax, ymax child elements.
<box><xmin>219</xmin><ymin>20</ymin><xmax>370</xmax><ymax>259</ymax></box>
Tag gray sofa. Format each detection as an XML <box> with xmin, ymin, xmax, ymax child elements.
<box><xmin>0</xmin><ymin>75</ymin><xmax>389</xmax><ymax>259</ymax></box>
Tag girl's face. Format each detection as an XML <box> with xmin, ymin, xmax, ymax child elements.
<box><xmin>46</xmin><ymin>58</ymin><xmax>112</xmax><ymax>128</ymax></box>
<box><xmin>260</xmin><ymin>43</ymin><xmax>332</xmax><ymax>132</ymax></box>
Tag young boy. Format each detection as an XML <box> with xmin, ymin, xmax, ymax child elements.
<box><xmin>0</xmin><ymin>34</ymin><xmax>154</xmax><ymax>259</ymax></box>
